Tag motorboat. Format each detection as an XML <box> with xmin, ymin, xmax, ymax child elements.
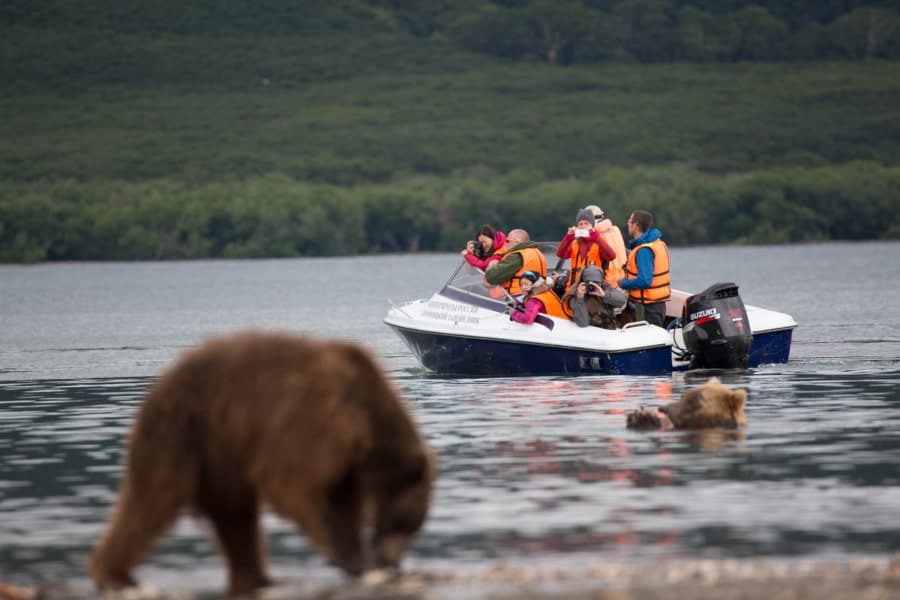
<box><xmin>384</xmin><ymin>244</ymin><xmax>797</xmax><ymax>376</ymax></box>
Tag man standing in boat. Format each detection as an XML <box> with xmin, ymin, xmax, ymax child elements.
<box><xmin>619</xmin><ymin>209</ymin><xmax>671</xmax><ymax>327</ymax></box>
<box><xmin>483</xmin><ymin>229</ymin><xmax>547</xmax><ymax>297</ymax></box>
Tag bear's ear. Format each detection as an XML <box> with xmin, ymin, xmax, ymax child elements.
<box><xmin>728</xmin><ymin>389</ymin><xmax>747</xmax><ymax>412</ymax></box>
<box><xmin>706</xmin><ymin>377</ymin><xmax>722</xmax><ymax>386</ymax></box>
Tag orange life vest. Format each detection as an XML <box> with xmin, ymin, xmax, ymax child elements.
<box><xmin>562</xmin><ymin>295</ymin><xmax>576</xmax><ymax>319</ymax></box>
<box><xmin>531</xmin><ymin>288</ymin><xmax>568</xmax><ymax>319</ymax></box>
<box><xmin>483</xmin><ymin>243</ymin><xmax>511</xmax><ymax>298</ymax></box>
<box><xmin>624</xmin><ymin>238</ymin><xmax>671</xmax><ymax>304</ymax></box>
<box><xmin>503</xmin><ymin>247</ymin><xmax>548</xmax><ymax>296</ymax></box>
<box><xmin>488</xmin><ymin>243</ymin><xmax>508</xmax><ymax>261</ymax></box>
<box><xmin>595</xmin><ymin>220</ymin><xmax>626</xmax><ymax>286</ymax></box>
<box><xmin>566</xmin><ymin>238</ymin><xmax>603</xmax><ymax>291</ymax></box>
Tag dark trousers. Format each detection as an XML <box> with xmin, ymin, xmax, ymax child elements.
<box><xmin>635</xmin><ymin>301</ymin><xmax>666</xmax><ymax>327</ymax></box>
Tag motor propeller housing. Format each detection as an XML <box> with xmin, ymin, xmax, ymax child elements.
<box><xmin>682</xmin><ymin>282</ymin><xmax>752</xmax><ymax>369</ymax></box>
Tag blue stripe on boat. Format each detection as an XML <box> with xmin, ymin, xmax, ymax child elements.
<box><xmin>748</xmin><ymin>328</ymin><xmax>794</xmax><ymax>367</ymax></box>
<box><xmin>389</xmin><ymin>325</ymin><xmax>673</xmax><ymax>376</ymax></box>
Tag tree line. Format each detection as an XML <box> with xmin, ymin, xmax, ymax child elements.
<box><xmin>3</xmin><ymin>1</ymin><xmax>900</xmax><ymax>83</ymax></box>
<box><xmin>447</xmin><ymin>1</ymin><xmax>900</xmax><ymax>64</ymax></box>
<box><xmin>2</xmin><ymin>162</ymin><xmax>897</xmax><ymax>263</ymax></box>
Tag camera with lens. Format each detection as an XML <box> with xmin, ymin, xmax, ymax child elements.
<box><xmin>586</xmin><ymin>281</ymin><xmax>603</xmax><ymax>293</ymax></box>
<box><xmin>470</xmin><ymin>240</ymin><xmax>486</xmax><ymax>259</ymax></box>
<box><xmin>551</xmin><ymin>270</ymin><xmax>569</xmax><ymax>297</ymax></box>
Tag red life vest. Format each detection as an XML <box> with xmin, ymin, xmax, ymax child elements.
<box><xmin>565</xmin><ymin>238</ymin><xmax>603</xmax><ymax>291</ymax></box>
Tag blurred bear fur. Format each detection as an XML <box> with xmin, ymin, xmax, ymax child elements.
<box><xmin>627</xmin><ymin>377</ymin><xmax>747</xmax><ymax>430</ymax></box>
<box><xmin>89</xmin><ymin>330</ymin><xmax>436</xmax><ymax>596</ymax></box>
<box><xmin>0</xmin><ymin>582</ymin><xmax>37</xmax><ymax>600</ymax></box>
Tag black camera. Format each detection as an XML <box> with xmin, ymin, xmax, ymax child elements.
<box><xmin>551</xmin><ymin>270</ymin><xmax>568</xmax><ymax>297</ymax></box>
<box><xmin>587</xmin><ymin>281</ymin><xmax>602</xmax><ymax>293</ymax></box>
<box><xmin>471</xmin><ymin>240</ymin><xmax>485</xmax><ymax>258</ymax></box>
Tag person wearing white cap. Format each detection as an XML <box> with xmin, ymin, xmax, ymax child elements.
<box><xmin>584</xmin><ymin>204</ymin><xmax>627</xmax><ymax>285</ymax></box>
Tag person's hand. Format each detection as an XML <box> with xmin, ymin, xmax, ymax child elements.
<box><xmin>576</xmin><ymin>283</ymin><xmax>586</xmax><ymax>299</ymax></box>
<box><xmin>460</xmin><ymin>249</ymin><xmax>468</xmax><ymax>256</ymax></box>
<box><xmin>587</xmin><ymin>282</ymin><xmax>605</xmax><ymax>297</ymax></box>
<box><xmin>465</xmin><ymin>241</ymin><xmax>475</xmax><ymax>254</ymax></box>
<box><xmin>567</xmin><ymin>226</ymin><xmax>575</xmax><ymax>235</ymax></box>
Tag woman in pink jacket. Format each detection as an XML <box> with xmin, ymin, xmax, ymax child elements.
<box><xmin>461</xmin><ymin>224</ymin><xmax>508</xmax><ymax>270</ymax></box>
<box><xmin>509</xmin><ymin>271</ymin><xmax>567</xmax><ymax>324</ymax></box>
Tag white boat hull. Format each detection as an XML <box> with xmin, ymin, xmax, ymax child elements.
<box><xmin>384</xmin><ymin>251</ymin><xmax>796</xmax><ymax>376</ymax></box>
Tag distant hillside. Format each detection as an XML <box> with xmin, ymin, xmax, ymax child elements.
<box><xmin>3</xmin><ymin>60</ymin><xmax>899</xmax><ymax>184</ymax></box>
<box><xmin>3</xmin><ymin>0</ymin><xmax>899</xmax><ymax>90</ymax></box>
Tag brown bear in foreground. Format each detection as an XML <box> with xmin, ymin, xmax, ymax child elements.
<box><xmin>89</xmin><ymin>330</ymin><xmax>436</xmax><ymax>596</ymax></box>
<box><xmin>626</xmin><ymin>377</ymin><xmax>747</xmax><ymax>430</ymax></box>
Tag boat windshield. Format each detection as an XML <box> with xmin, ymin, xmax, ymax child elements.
<box><xmin>441</xmin><ymin>242</ymin><xmax>563</xmax><ymax>307</ymax></box>
<box><xmin>442</xmin><ymin>262</ymin><xmax>506</xmax><ymax>304</ymax></box>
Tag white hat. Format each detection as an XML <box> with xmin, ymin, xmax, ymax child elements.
<box><xmin>585</xmin><ymin>204</ymin><xmax>605</xmax><ymax>220</ymax></box>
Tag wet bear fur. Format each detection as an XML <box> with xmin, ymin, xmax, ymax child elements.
<box><xmin>627</xmin><ymin>377</ymin><xmax>747</xmax><ymax>430</ymax></box>
<box><xmin>89</xmin><ymin>330</ymin><xmax>437</xmax><ymax>596</ymax></box>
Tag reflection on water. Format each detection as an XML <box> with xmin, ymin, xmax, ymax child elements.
<box><xmin>3</xmin><ymin>369</ymin><xmax>900</xmax><ymax>586</ymax></box>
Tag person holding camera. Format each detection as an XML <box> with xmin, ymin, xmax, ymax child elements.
<box><xmin>565</xmin><ymin>266</ymin><xmax>629</xmax><ymax>329</ymax></box>
<box><xmin>509</xmin><ymin>271</ymin><xmax>567</xmax><ymax>325</ymax></box>
<box><xmin>461</xmin><ymin>224</ymin><xmax>507</xmax><ymax>271</ymax></box>
<box><xmin>483</xmin><ymin>229</ymin><xmax>547</xmax><ymax>297</ymax></box>
<box><xmin>553</xmin><ymin>208</ymin><xmax>617</xmax><ymax>293</ymax></box>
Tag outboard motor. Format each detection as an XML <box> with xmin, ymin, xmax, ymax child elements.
<box><xmin>682</xmin><ymin>282</ymin><xmax>752</xmax><ymax>369</ymax></box>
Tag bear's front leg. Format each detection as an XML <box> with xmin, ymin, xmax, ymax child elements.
<box><xmin>322</xmin><ymin>469</ymin><xmax>367</xmax><ymax>575</ymax></box>
<box><xmin>276</xmin><ymin>470</ymin><xmax>368</xmax><ymax>576</ymax></box>
<box><xmin>370</xmin><ymin>451</ymin><xmax>435</xmax><ymax>569</ymax></box>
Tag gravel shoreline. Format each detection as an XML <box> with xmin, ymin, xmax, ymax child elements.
<box><xmin>5</xmin><ymin>555</ymin><xmax>899</xmax><ymax>600</ymax></box>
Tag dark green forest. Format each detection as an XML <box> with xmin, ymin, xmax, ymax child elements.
<box><xmin>2</xmin><ymin>0</ymin><xmax>899</xmax><ymax>261</ymax></box>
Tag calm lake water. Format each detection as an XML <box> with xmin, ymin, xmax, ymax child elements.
<box><xmin>2</xmin><ymin>241</ymin><xmax>899</xmax><ymax>590</ymax></box>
